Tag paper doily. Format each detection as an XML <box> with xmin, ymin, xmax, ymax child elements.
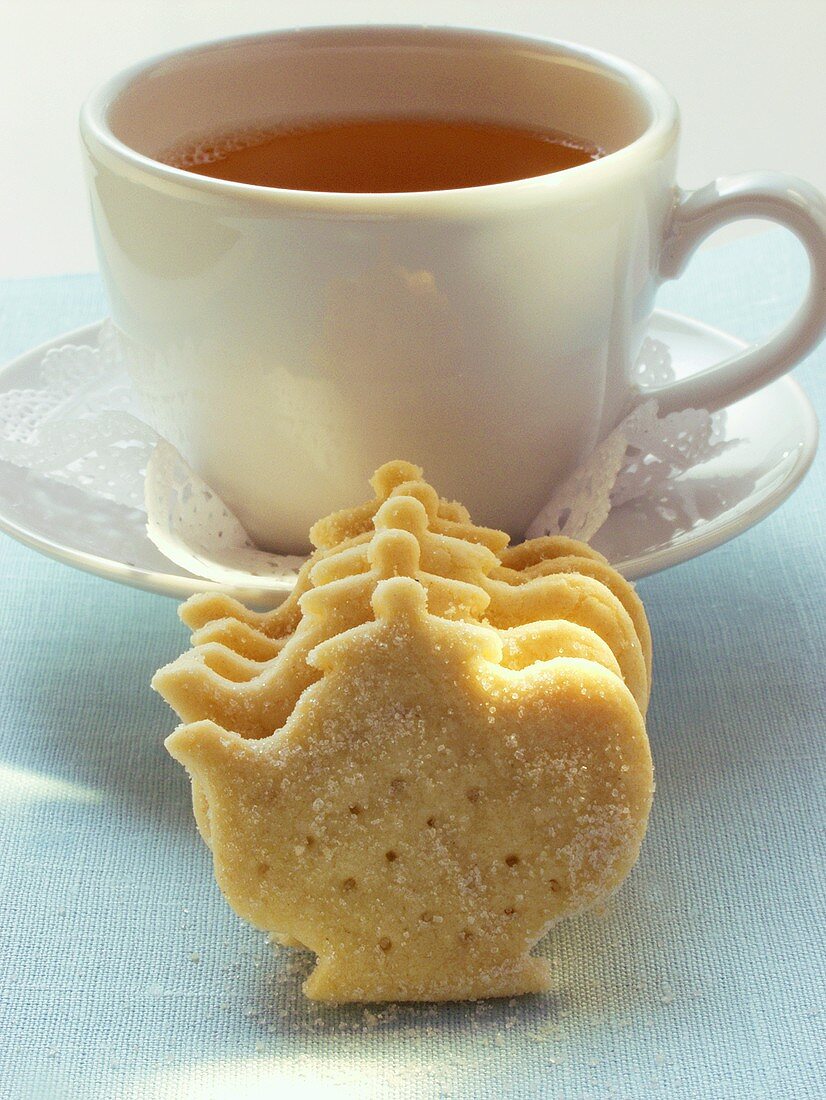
<box><xmin>0</xmin><ymin>326</ymin><xmax>733</xmax><ymax>586</ymax></box>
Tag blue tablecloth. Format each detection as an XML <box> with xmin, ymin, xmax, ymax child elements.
<box><xmin>1</xmin><ymin>231</ymin><xmax>823</xmax><ymax>1099</ymax></box>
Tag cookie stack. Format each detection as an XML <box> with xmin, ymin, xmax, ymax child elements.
<box><xmin>155</xmin><ymin>461</ymin><xmax>653</xmax><ymax>1003</ymax></box>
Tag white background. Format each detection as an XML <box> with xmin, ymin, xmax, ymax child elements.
<box><xmin>1</xmin><ymin>0</ymin><xmax>823</xmax><ymax>278</ymax></box>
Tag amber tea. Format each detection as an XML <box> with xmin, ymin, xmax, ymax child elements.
<box><xmin>166</xmin><ymin>117</ymin><xmax>602</xmax><ymax>193</ymax></box>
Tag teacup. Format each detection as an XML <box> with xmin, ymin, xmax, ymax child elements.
<box><xmin>80</xmin><ymin>26</ymin><xmax>826</xmax><ymax>553</ymax></box>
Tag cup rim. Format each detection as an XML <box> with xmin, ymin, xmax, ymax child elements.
<box><xmin>80</xmin><ymin>24</ymin><xmax>680</xmax><ymax>213</ymax></box>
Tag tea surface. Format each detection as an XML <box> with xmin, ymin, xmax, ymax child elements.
<box><xmin>167</xmin><ymin>118</ymin><xmax>602</xmax><ymax>192</ymax></box>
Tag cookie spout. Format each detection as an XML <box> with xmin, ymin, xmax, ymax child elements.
<box><xmin>165</xmin><ymin>720</ymin><xmax>247</xmax><ymax>783</ymax></box>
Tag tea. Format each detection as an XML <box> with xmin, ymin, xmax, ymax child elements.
<box><xmin>166</xmin><ymin>117</ymin><xmax>602</xmax><ymax>193</ymax></box>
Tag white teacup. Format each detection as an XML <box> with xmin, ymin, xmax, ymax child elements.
<box><xmin>81</xmin><ymin>26</ymin><xmax>826</xmax><ymax>553</ymax></box>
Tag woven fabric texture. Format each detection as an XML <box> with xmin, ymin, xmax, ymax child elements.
<box><xmin>0</xmin><ymin>231</ymin><xmax>823</xmax><ymax>1099</ymax></box>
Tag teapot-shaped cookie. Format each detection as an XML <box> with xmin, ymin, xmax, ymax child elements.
<box><xmin>167</xmin><ymin>559</ymin><xmax>653</xmax><ymax>1003</ymax></box>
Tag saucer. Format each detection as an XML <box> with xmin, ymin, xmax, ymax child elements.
<box><xmin>0</xmin><ymin>311</ymin><xmax>817</xmax><ymax>601</ymax></box>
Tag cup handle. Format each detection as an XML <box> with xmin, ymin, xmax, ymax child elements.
<box><xmin>642</xmin><ymin>172</ymin><xmax>826</xmax><ymax>414</ymax></box>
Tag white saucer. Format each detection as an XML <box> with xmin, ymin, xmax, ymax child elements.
<box><xmin>0</xmin><ymin>311</ymin><xmax>818</xmax><ymax>600</ymax></box>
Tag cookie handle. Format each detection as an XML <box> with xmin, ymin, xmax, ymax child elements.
<box><xmin>645</xmin><ymin>173</ymin><xmax>826</xmax><ymax>413</ymax></box>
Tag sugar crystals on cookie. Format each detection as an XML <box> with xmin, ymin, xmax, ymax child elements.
<box><xmin>156</xmin><ymin>462</ymin><xmax>655</xmax><ymax>1003</ymax></box>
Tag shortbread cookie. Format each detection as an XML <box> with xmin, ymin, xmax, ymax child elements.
<box><xmin>182</xmin><ymin>613</ymin><xmax>625</xmax><ymax>698</ymax></box>
<box><xmin>189</xmin><ymin>618</ymin><xmax>288</xmax><ymax>663</ymax></box>
<box><xmin>481</xmin><ymin>573</ymin><xmax>649</xmax><ymax>713</ymax></box>
<box><xmin>155</xmin><ymin>494</ymin><xmax>648</xmax><ymax>736</ymax></box>
<box><xmin>159</xmin><ymin>459</ymin><xmax>651</xmax><ymax>994</ymax></box>
<box><xmin>178</xmin><ymin>537</ymin><xmax>366</xmax><ymax>637</ymax></box>
<box><xmin>310</xmin><ymin>459</ymin><xmax>507</xmax><ymax>552</ymax></box>
<box><xmin>175</xmin><ymin>466</ymin><xmax>650</xmax><ymax>706</ymax></box>
<box><xmin>512</xmin><ymin>555</ymin><xmax>652</xmax><ymax>678</ymax></box>
<box><xmin>179</xmin><ymin>470</ymin><xmax>649</xmax><ymax>702</ymax></box>
<box><xmin>178</xmin><ymin>460</ymin><xmax>502</xmax><ymax>639</ymax></box>
<box><xmin>156</xmin><ymin>473</ymin><xmax>650</xmax><ymax>874</ymax></box>
<box><xmin>153</xmin><ymin>497</ymin><xmax>498</xmax><ymax>737</ymax></box>
<box><xmin>159</xmin><ymin>499</ymin><xmax>641</xmax><ymax>861</ymax></box>
<box><xmin>158</xmin><ymin>499</ymin><xmax>501</xmax><ymax>848</ymax></box>
<box><xmin>498</xmin><ymin>620</ymin><xmax>622</xmax><ymax>676</ymax></box>
<box><xmin>166</xmin><ymin>576</ymin><xmax>651</xmax><ymax>1007</ymax></box>
<box><xmin>498</xmin><ymin>534</ymin><xmax>608</xmax><ymax>572</ymax></box>
<box><xmin>308</xmin><ymin>489</ymin><xmax>504</xmax><ymax>588</ymax></box>
<box><xmin>167</xmin><ymin>576</ymin><xmax>653</xmax><ymax>1003</ymax></box>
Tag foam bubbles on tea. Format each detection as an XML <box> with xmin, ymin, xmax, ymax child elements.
<box><xmin>163</xmin><ymin>118</ymin><xmax>603</xmax><ymax>193</ymax></box>
<box><xmin>167</xmin><ymin>129</ymin><xmax>273</xmax><ymax>170</ymax></box>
